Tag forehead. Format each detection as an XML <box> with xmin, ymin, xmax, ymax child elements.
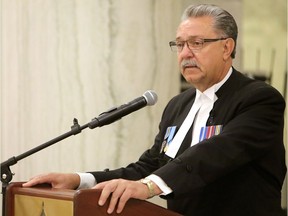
<box><xmin>176</xmin><ymin>16</ymin><xmax>216</xmax><ymax>40</ymax></box>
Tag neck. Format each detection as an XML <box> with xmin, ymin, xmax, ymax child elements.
<box><xmin>196</xmin><ymin>63</ymin><xmax>232</xmax><ymax>92</ymax></box>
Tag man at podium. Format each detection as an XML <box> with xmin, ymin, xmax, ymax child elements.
<box><xmin>23</xmin><ymin>4</ymin><xmax>286</xmax><ymax>216</ymax></box>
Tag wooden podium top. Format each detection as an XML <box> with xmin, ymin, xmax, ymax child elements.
<box><xmin>5</xmin><ymin>182</ymin><xmax>182</xmax><ymax>216</ymax></box>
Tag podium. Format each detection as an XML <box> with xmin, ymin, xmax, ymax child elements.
<box><xmin>5</xmin><ymin>182</ymin><xmax>181</xmax><ymax>216</ymax></box>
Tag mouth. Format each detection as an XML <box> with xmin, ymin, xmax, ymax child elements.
<box><xmin>183</xmin><ymin>65</ymin><xmax>198</xmax><ymax>69</ymax></box>
<box><xmin>182</xmin><ymin>64</ymin><xmax>200</xmax><ymax>72</ymax></box>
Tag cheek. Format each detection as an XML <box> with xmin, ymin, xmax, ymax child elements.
<box><xmin>200</xmin><ymin>52</ymin><xmax>220</xmax><ymax>68</ymax></box>
<box><xmin>178</xmin><ymin>57</ymin><xmax>184</xmax><ymax>74</ymax></box>
<box><xmin>177</xmin><ymin>55</ymin><xmax>182</xmax><ymax>66</ymax></box>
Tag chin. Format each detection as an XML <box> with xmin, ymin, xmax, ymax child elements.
<box><xmin>184</xmin><ymin>74</ymin><xmax>203</xmax><ymax>84</ymax></box>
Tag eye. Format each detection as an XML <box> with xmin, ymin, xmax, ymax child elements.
<box><xmin>189</xmin><ymin>39</ymin><xmax>203</xmax><ymax>47</ymax></box>
<box><xmin>175</xmin><ymin>41</ymin><xmax>184</xmax><ymax>48</ymax></box>
<box><xmin>194</xmin><ymin>41</ymin><xmax>202</xmax><ymax>46</ymax></box>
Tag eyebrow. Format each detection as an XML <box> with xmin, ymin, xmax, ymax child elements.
<box><xmin>175</xmin><ymin>35</ymin><xmax>203</xmax><ymax>41</ymax></box>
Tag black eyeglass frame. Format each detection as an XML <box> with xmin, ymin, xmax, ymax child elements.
<box><xmin>169</xmin><ymin>38</ymin><xmax>228</xmax><ymax>52</ymax></box>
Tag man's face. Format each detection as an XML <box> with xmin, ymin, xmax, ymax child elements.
<box><xmin>176</xmin><ymin>16</ymin><xmax>230</xmax><ymax>91</ymax></box>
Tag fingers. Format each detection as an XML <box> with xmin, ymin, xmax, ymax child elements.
<box><xmin>107</xmin><ymin>182</ymin><xmax>126</xmax><ymax>214</ymax></box>
<box><xmin>94</xmin><ymin>180</ymin><xmax>121</xmax><ymax>214</ymax></box>
<box><xmin>115</xmin><ymin>188</ymin><xmax>131</xmax><ymax>214</ymax></box>
<box><xmin>94</xmin><ymin>181</ymin><xmax>115</xmax><ymax>206</ymax></box>
<box><xmin>22</xmin><ymin>173</ymin><xmax>80</xmax><ymax>189</ymax></box>
<box><xmin>22</xmin><ymin>173</ymin><xmax>53</xmax><ymax>187</ymax></box>
<box><xmin>94</xmin><ymin>179</ymin><xmax>148</xmax><ymax>214</ymax></box>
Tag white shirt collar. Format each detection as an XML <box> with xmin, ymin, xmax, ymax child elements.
<box><xmin>195</xmin><ymin>67</ymin><xmax>233</xmax><ymax>102</ymax></box>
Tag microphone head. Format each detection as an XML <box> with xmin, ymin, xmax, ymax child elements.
<box><xmin>143</xmin><ymin>90</ymin><xmax>158</xmax><ymax>106</ymax></box>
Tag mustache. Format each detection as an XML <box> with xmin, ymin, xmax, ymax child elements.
<box><xmin>181</xmin><ymin>59</ymin><xmax>199</xmax><ymax>68</ymax></box>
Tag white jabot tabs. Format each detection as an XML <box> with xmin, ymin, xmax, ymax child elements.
<box><xmin>165</xmin><ymin>91</ymin><xmax>202</xmax><ymax>159</ymax></box>
<box><xmin>191</xmin><ymin>91</ymin><xmax>215</xmax><ymax>145</ymax></box>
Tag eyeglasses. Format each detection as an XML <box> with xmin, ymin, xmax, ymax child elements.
<box><xmin>169</xmin><ymin>38</ymin><xmax>227</xmax><ymax>52</ymax></box>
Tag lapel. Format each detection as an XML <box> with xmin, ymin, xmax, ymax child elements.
<box><xmin>172</xmin><ymin>89</ymin><xmax>197</xmax><ymax>132</ymax></box>
<box><xmin>208</xmin><ymin>68</ymin><xmax>248</xmax><ymax>125</ymax></box>
<box><xmin>176</xmin><ymin>123</ymin><xmax>194</xmax><ymax>157</ymax></box>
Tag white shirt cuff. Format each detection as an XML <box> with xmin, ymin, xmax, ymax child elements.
<box><xmin>76</xmin><ymin>172</ymin><xmax>97</xmax><ymax>189</ymax></box>
<box><xmin>146</xmin><ymin>174</ymin><xmax>173</xmax><ymax>195</ymax></box>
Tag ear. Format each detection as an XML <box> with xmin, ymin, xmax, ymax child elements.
<box><xmin>223</xmin><ymin>38</ymin><xmax>235</xmax><ymax>60</ymax></box>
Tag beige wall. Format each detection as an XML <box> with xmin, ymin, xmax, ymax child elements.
<box><xmin>0</xmin><ymin>0</ymin><xmax>183</xmax><ymax>209</ymax></box>
<box><xmin>1</xmin><ymin>0</ymin><xmax>181</xmax><ymax>177</ymax></box>
<box><xmin>242</xmin><ymin>0</ymin><xmax>287</xmax><ymax>95</ymax></box>
<box><xmin>242</xmin><ymin>0</ymin><xmax>287</xmax><ymax>208</ymax></box>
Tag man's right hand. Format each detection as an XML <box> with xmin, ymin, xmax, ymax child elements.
<box><xmin>22</xmin><ymin>172</ymin><xmax>80</xmax><ymax>189</ymax></box>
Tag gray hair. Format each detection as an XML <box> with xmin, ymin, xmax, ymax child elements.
<box><xmin>182</xmin><ymin>4</ymin><xmax>238</xmax><ymax>58</ymax></box>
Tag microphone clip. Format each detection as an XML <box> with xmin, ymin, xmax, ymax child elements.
<box><xmin>71</xmin><ymin>118</ymin><xmax>81</xmax><ymax>135</ymax></box>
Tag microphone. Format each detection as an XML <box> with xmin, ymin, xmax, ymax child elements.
<box><xmin>88</xmin><ymin>90</ymin><xmax>158</xmax><ymax>129</ymax></box>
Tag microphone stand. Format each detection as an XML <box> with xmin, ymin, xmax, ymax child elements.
<box><xmin>1</xmin><ymin>116</ymin><xmax>104</xmax><ymax>216</ymax></box>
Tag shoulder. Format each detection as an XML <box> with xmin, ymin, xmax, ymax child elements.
<box><xmin>221</xmin><ymin>68</ymin><xmax>284</xmax><ymax>100</ymax></box>
<box><xmin>219</xmin><ymin>68</ymin><xmax>285</xmax><ymax>111</ymax></box>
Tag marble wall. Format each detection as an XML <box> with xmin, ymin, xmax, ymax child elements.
<box><xmin>0</xmin><ymin>0</ymin><xmax>185</xmax><ymax>209</ymax></box>
<box><xmin>1</xmin><ymin>0</ymin><xmax>183</xmax><ymax>179</ymax></box>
